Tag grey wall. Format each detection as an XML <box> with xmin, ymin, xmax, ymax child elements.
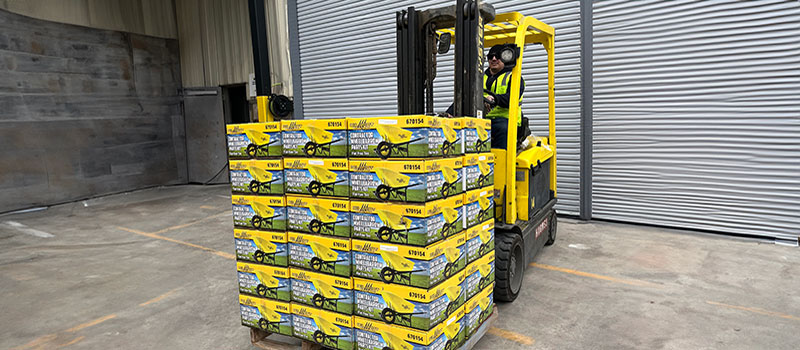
<box><xmin>0</xmin><ymin>9</ymin><xmax>186</xmax><ymax>213</ymax></box>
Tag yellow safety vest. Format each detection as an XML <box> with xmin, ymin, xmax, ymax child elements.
<box><xmin>483</xmin><ymin>71</ymin><xmax>523</xmax><ymax>126</ymax></box>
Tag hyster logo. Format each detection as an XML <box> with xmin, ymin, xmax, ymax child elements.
<box><xmin>239</xmin><ymin>232</ymin><xmax>251</xmax><ymax>239</ymax></box>
<box><xmin>353</xmin><ymin>163</ymin><xmax>374</xmax><ymax>172</ymax></box>
<box><xmin>294</xmin><ymin>237</ymin><xmax>309</xmax><ymax>244</ymax></box>
<box><xmin>404</xmin><ymin>164</ymin><xmax>421</xmax><ymax>171</ymax></box>
<box><xmin>431</xmin><ymin>247</ymin><xmax>443</xmax><ymax>257</ymax></box>
<box><xmin>535</xmin><ymin>218</ymin><xmax>549</xmax><ymax>239</ymax></box>
<box><xmin>242</xmin><ymin>299</ymin><xmax>256</xmax><ymax>306</ymax></box>
<box><xmin>233</xmin><ymin>198</ymin><xmax>248</xmax><ymax>205</ymax></box>
<box><xmin>241</xmin><ymin>265</ymin><xmax>254</xmax><ymax>273</ymax></box>
<box><xmin>290</xmin><ymin>199</ymin><xmax>306</xmax><ymax>206</ymax></box>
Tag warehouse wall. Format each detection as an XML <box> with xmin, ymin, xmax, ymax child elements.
<box><xmin>0</xmin><ymin>9</ymin><xmax>185</xmax><ymax>213</ymax></box>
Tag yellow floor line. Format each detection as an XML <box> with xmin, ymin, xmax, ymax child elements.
<box><xmin>117</xmin><ymin>226</ymin><xmax>235</xmax><ymax>260</ymax></box>
<box><xmin>64</xmin><ymin>314</ymin><xmax>117</xmax><ymax>333</ymax></box>
<box><xmin>530</xmin><ymin>263</ymin><xmax>662</xmax><ymax>288</ymax></box>
<box><xmin>150</xmin><ymin>211</ymin><xmax>230</xmax><ymax>235</ymax></box>
<box><xmin>139</xmin><ymin>288</ymin><xmax>180</xmax><ymax>307</ymax></box>
<box><xmin>707</xmin><ymin>301</ymin><xmax>800</xmax><ymax>322</ymax></box>
<box><xmin>488</xmin><ymin>327</ymin><xmax>535</xmax><ymax>345</ymax></box>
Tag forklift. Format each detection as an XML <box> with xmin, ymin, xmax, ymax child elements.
<box><xmin>395</xmin><ymin>0</ymin><xmax>558</xmax><ymax>302</ymax></box>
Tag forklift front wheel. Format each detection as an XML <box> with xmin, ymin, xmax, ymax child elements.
<box><xmin>545</xmin><ymin>212</ymin><xmax>557</xmax><ymax>246</ymax></box>
<box><xmin>494</xmin><ymin>231</ymin><xmax>524</xmax><ymax>302</ymax></box>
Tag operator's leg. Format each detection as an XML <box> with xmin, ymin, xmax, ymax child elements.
<box><xmin>490</xmin><ymin>118</ymin><xmax>508</xmax><ymax>149</ymax></box>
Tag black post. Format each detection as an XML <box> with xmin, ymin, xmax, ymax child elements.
<box><xmin>248</xmin><ymin>0</ymin><xmax>271</xmax><ymax>96</ymax></box>
<box><xmin>454</xmin><ymin>0</ymin><xmax>484</xmax><ymax>117</ymax></box>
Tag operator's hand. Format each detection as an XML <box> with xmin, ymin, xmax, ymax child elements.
<box><xmin>485</xmin><ymin>95</ymin><xmax>495</xmax><ymax>104</ymax></box>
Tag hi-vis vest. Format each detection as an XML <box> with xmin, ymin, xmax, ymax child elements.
<box><xmin>483</xmin><ymin>71</ymin><xmax>524</xmax><ymax>125</ymax></box>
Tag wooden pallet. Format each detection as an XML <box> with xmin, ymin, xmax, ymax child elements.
<box><xmin>250</xmin><ymin>329</ymin><xmax>322</xmax><ymax>350</ymax></box>
<box><xmin>459</xmin><ymin>308</ymin><xmax>498</xmax><ymax>350</ymax></box>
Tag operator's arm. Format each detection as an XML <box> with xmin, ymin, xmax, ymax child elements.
<box><xmin>494</xmin><ymin>75</ymin><xmax>525</xmax><ymax>108</ymax></box>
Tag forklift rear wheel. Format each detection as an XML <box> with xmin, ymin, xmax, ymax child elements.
<box><xmin>545</xmin><ymin>212</ymin><xmax>557</xmax><ymax>246</ymax></box>
<box><xmin>495</xmin><ymin>231</ymin><xmax>524</xmax><ymax>302</ymax></box>
<box><xmin>251</xmin><ymin>216</ymin><xmax>262</xmax><ymax>229</ymax></box>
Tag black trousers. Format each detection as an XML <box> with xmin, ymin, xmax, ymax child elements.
<box><xmin>490</xmin><ymin>116</ymin><xmax>530</xmax><ymax>150</ymax></box>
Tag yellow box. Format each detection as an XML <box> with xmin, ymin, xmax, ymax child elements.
<box><xmin>281</xmin><ymin>119</ymin><xmax>348</xmax><ymax>157</ymax></box>
<box><xmin>288</xmin><ymin>232</ymin><xmax>352</xmax><ymax>278</ymax></box>
<box><xmin>349</xmin><ymin>158</ymin><xmax>462</xmax><ymax>203</ymax></box>
<box><xmin>347</xmin><ymin>115</ymin><xmax>460</xmax><ymax>159</ymax></box>
<box><xmin>350</xmin><ymin>195</ymin><xmax>463</xmax><ymax>246</ymax></box>
<box><xmin>465</xmin><ymin>219</ymin><xmax>494</xmax><ymax>264</ymax></box>
<box><xmin>463</xmin><ymin>153</ymin><xmax>494</xmax><ymax>191</ymax></box>
<box><xmin>284</xmin><ymin>158</ymin><xmax>350</xmax><ymax>198</ymax></box>
<box><xmin>291</xmin><ymin>303</ymin><xmax>355</xmax><ymax>350</ymax></box>
<box><xmin>354</xmin><ymin>307</ymin><xmax>466</xmax><ymax>350</ymax></box>
<box><xmin>286</xmin><ymin>195</ymin><xmax>351</xmax><ymax>238</ymax></box>
<box><xmin>463</xmin><ymin>186</ymin><xmax>494</xmax><ymax>229</ymax></box>
<box><xmin>236</xmin><ymin>262</ymin><xmax>290</xmax><ymax>302</ymax></box>
<box><xmin>445</xmin><ymin>117</ymin><xmax>465</xmax><ymax>157</ymax></box>
<box><xmin>352</xmin><ymin>233</ymin><xmax>466</xmax><ymax>289</ymax></box>
<box><xmin>234</xmin><ymin>229</ymin><xmax>288</xmax><ymax>266</ymax></box>
<box><xmin>290</xmin><ymin>269</ymin><xmax>354</xmax><ymax>315</ymax></box>
<box><xmin>231</xmin><ymin>195</ymin><xmax>287</xmax><ymax>231</ymax></box>
<box><xmin>226</xmin><ymin>122</ymin><xmax>282</xmax><ymax>159</ymax></box>
<box><xmin>230</xmin><ymin>159</ymin><xmax>284</xmax><ymax>196</ymax></box>
<box><xmin>465</xmin><ymin>250</ymin><xmax>494</xmax><ymax>300</ymax></box>
<box><xmin>464</xmin><ymin>282</ymin><xmax>494</xmax><ymax>337</ymax></box>
<box><xmin>239</xmin><ymin>294</ymin><xmax>293</xmax><ymax>336</ymax></box>
<box><xmin>353</xmin><ymin>270</ymin><xmax>465</xmax><ymax>331</ymax></box>
<box><xmin>462</xmin><ymin>117</ymin><xmax>491</xmax><ymax>153</ymax></box>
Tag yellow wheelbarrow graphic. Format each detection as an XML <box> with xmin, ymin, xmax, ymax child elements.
<box><xmin>376</xmin><ymin>125</ymin><xmax>424</xmax><ymax>159</ymax></box>
<box><xmin>440</xmin><ymin>123</ymin><xmax>461</xmax><ymax>156</ymax></box>
<box><xmin>380</xmin><ymin>330</ymin><xmax>414</xmax><ymax>350</ymax></box>
<box><xmin>375</xmin><ymin>168</ymin><xmax>421</xmax><ymax>201</ymax></box>
<box><xmin>376</xmin><ymin>210</ymin><xmax>422</xmax><ymax>243</ymax></box>
<box><xmin>307</xmin><ymin>165</ymin><xmax>346</xmax><ymax>196</ymax></box>
<box><xmin>380</xmin><ymin>291</ymin><xmax>423</xmax><ymax>325</ymax></box>
<box><xmin>248</xmin><ymin>167</ymin><xmax>279</xmax><ymax>194</ymax></box>
<box><xmin>477</xmin><ymin>229</ymin><xmax>493</xmax><ymax>258</ymax></box>
<box><xmin>442</xmin><ymin>247</ymin><xmax>464</xmax><ymax>278</ymax></box>
<box><xmin>442</xmin><ymin>320</ymin><xmax>463</xmax><ymax>350</ymax></box>
<box><xmin>254</xmin><ymin>271</ymin><xmax>281</xmax><ymax>299</ymax></box>
<box><xmin>475</xmin><ymin>125</ymin><xmax>489</xmax><ymax>152</ymax></box>
<box><xmin>443</xmin><ymin>285</ymin><xmax>463</xmax><ymax>316</ymax></box>
<box><xmin>477</xmin><ymin>263</ymin><xmax>494</xmax><ymax>288</ymax></box>
<box><xmin>312</xmin><ymin>316</ymin><xmax>344</xmax><ymax>348</ymax></box>
<box><xmin>379</xmin><ymin>251</ymin><xmax>424</xmax><ymax>285</ymax></box>
<box><xmin>477</xmin><ymin>196</ymin><xmax>493</xmax><ymax>223</ymax></box>
<box><xmin>311</xmin><ymin>279</ymin><xmax>348</xmax><ymax>311</ymax></box>
<box><xmin>245</xmin><ymin>130</ymin><xmax>279</xmax><ymax>157</ymax></box>
<box><xmin>439</xmin><ymin>166</ymin><xmax>461</xmax><ymax>198</ymax></box>
<box><xmin>252</xmin><ymin>237</ymin><xmax>283</xmax><ymax>264</ymax></box>
<box><xmin>476</xmin><ymin>161</ymin><xmax>494</xmax><ymax>188</ymax></box>
<box><xmin>477</xmin><ymin>296</ymin><xmax>493</xmax><ymax>322</ymax></box>
<box><xmin>309</xmin><ymin>204</ymin><xmax>346</xmax><ymax>235</ymax></box>
<box><xmin>257</xmin><ymin>308</ymin><xmax>288</xmax><ymax>332</ymax></box>
<box><xmin>309</xmin><ymin>241</ymin><xmax>347</xmax><ymax>274</ymax></box>
<box><xmin>440</xmin><ymin>207</ymin><xmax>462</xmax><ymax>238</ymax></box>
<box><xmin>250</xmin><ymin>202</ymin><xmax>280</xmax><ymax>230</ymax></box>
<box><xmin>303</xmin><ymin>126</ymin><xmax>343</xmax><ymax>156</ymax></box>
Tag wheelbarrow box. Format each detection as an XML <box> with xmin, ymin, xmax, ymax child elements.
<box><xmin>464</xmin><ymin>282</ymin><xmax>494</xmax><ymax>338</ymax></box>
<box><xmin>284</xmin><ymin>158</ymin><xmax>350</xmax><ymax>198</ymax></box>
<box><xmin>446</xmin><ymin>117</ymin><xmax>465</xmax><ymax>157</ymax></box>
<box><xmin>226</xmin><ymin>122</ymin><xmax>282</xmax><ymax>159</ymax></box>
<box><xmin>237</xmin><ymin>262</ymin><xmax>291</xmax><ymax>302</ymax></box>
<box><xmin>232</xmin><ymin>195</ymin><xmax>287</xmax><ymax>231</ymax></box>
<box><xmin>286</xmin><ymin>195</ymin><xmax>351</xmax><ymax>238</ymax></box>
<box><xmin>352</xmin><ymin>270</ymin><xmax>465</xmax><ymax>331</ymax></box>
<box><xmin>463</xmin><ymin>186</ymin><xmax>494</xmax><ymax>229</ymax></box>
<box><xmin>348</xmin><ymin>158</ymin><xmax>463</xmax><ymax>203</ymax></box>
<box><xmin>281</xmin><ymin>119</ymin><xmax>348</xmax><ymax>157</ymax></box>
<box><xmin>234</xmin><ymin>229</ymin><xmax>288</xmax><ymax>267</ymax></box>
<box><xmin>464</xmin><ymin>250</ymin><xmax>494</xmax><ymax>301</ymax></box>
<box><xmin>354</xmin><ymin>307</ymin><xmax>465</xmax><ymax>350</ymax></box>
<box><xmin>462</xmin><ymin>117</ymin><xmax>491</xmax><ymax>154</ymax></box>
<box><xmin>351</xmin><ymin>233</ymin><xmax>466</xmax><ymax>289</ymax></box>
<box><xmin>465</xmin><ymin>219</ymin><xmax>494</xmax><ymax>264</ymax></box>
<box><xmin>462</xmin><ymin>153</ymin><xmax>494</xmax><ymax>191</ymax></box>
<box><xmin>288</xmin><ymin>232</ymin><xmax>352</xmax><ymax>278</ymax></box>
<box><xmin>347</xmin><ymin>115</ymin><xmax>459</xmax><ymax>159</ymax></box>
<box><xmin>229</xmin><ymin>159</ymin><xmax>285</xmax><ymax>196</ymax></box>
<box><xmin>291</xmin><ymin>268</ymin><xmax>354</xmax><ymax>315</ymax></box>
<box><xmin>292</xmin><ymin>303</ymin><xmax>356</xmax><ymax>350</ymax></box>
<box><xmin>350</xmin><ymin>194</ymin><xmax>464</xmax><ymax>247</ymax></box>
<box><xmin>239</xmin><ymin>294</ymin><xmax>293</xmax><ymax>336</ymax></box>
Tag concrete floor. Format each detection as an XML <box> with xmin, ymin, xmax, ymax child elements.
<box><xmin>1</xmin><ymin>185</ymin><xmax>798</xmax><ymax>350</ymax></box>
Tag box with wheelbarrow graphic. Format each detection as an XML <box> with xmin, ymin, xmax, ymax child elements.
<box><xmin>239</xmin><ymin>294</ymin><xmax>293</xmax><ymax>336</ymax></box>
<box><xmin>286</xmin><ymin>195</ymin><xmax>351</xmax><ymax>238</ymax></box>
<box><xmin>464</xmin><ymin>250</ymin><xmax>494</xmax><ymax>301</ymax></box>
<box><xmin>463</xmin><ymin>153</ymin><xmax>494</xmax><ymax>191</ymax></box>
<box><xmin>281</xmin><ymin>119</ymin><xmax>348</xmax><ymax>157</ymax></box>
<box><xmin>349</xmin><ymin>158</ymin><xmax>462</xmax><ymax>203</ymax></box>
<box><xmin>291</xmin><ymin>303</ymin><xmax>356</xmax><ymax>350</ymax></box>
<box><xmin>236</xmin><ymin>262</ymin><xmax>291</xmax><ymax>302</ymax></box>
<box><xmin>464</xmin><ymin>282</ymin><xmax>494</xmax><ymax>338</ymax></box>
<box><xmin>353</xmin><ymin>271</ymin><xmax>465</xmax><ymax>331</ymax></box>
<box><xmin>462</xmin><ymin>117</ymin><xmax>491</xmax><ymax>154</ymax></box>
<box><xmin>291</xmin><ymin>268</ymin><xmax>354</xmax><ymax>315</ymax></box>
<box><xmin>234</xmin><ymin>229</ymin><xmax>288</xmax><ymax>267</ymax></box>
<box><xmin>226</xmin><ymin>122</ymin><xmax>282</xmax><ymax>159</ymax></box>
<box><xmin>465</xmin><ymin>219</ymin><xmax>494</xmax><ymax>264</ymax></box>
<box><xmin>350</xmin><ymin>195</ymin><xmax>463</xmax><ymax>247</ymax></box>
<box><xmin>354</xmin><ymin>307</ymin><xmax>465</xmax><ymax>350</ymax></box>
<box><xmin>229</xmin><ymin>159</ymin><xmax>284</xmax><ymax>196</ymax></box>
<box><xmin>288</xmin><ymin>232</ymin><xmax>352</xmax><ymax>278</ymax></box>
<box><xmin>232</xmin><ymin>195</ymin><xmax>287</xmax><ymax>231</ymax></box>
<box><xmin>463</xmin><ymin>186</ymin><xmax>494</xmax><ymax>229</ymax></box>
<box><xmin>284</xmin><ymin>158</ymin><xmax>350</xmax><ymax>198</ymax></box>
<box><xmin>347</xmin><ymin>115</ymin><xmax>461</xmax><ymax>159</ymax></box>
<box><xmin>351</xmin><ymin>233</ymin><xmax>466</xmax><ymax>289</ymax></box>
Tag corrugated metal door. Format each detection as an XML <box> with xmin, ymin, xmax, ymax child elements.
<box><xmin>593</xmin><ymin>0</ymin><xmax>800</xmax><ymax>241</ymax></box>
<box><xmin>295</xmin><ymin>0</ymin><xmax>582</xmax><ymax>215</ymax></box>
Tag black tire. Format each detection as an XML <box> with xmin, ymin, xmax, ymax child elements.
<box><xmin>312</xmin><ymin>294</ymin><xmax>325</xmax><ymax>308</ymax></box>
<box><xmin>246</xmin><ymin>144</ymin><xmax>258</xmax><ymax>158</ymax></box>
<box><xmin>256</xmin><ymin>284</ymin><xmax>268</xmax><ymax>297</ymax></box>
<box><xmin>254</xmin><ymin>250</ymin><xmax>265</xmax><ymax>263</ymax></box>
<box><xmin>251</xmin><ymin>215</ymin><xmax>262</xmax><ymax>229</ymax></box>
<box><xmin>442</xmin><ymin>141</ymin><xmax>451</xmax><ymax>156</ymax></box>
<box><xmin>375</xmin><ymin>185</ymin><xmax>391</xmax><ymax>200</ymax></box>
<box><xmin>303</xmin><ymin>142</ymin><xmax>317</xmax><ymax>157</ymax></box>
<box><xmin>249</xmin><ymin>180</ymin><xmax>261</xmax><ymax>194</ymax></box>
<box><xmin>545</xmin><ymin>211</ymin><xmax>557</xmax><ymax>246</ymax></box>
<box><xmin>381</xmin><ymin>308</ymin><xmax>396</xmax><ymax>324</ymax></box>
<box><xmin>377</xmin><ymin>227</ymin><xmax>393</xmax><ymax>242</ymax></box>
<box><xmin>258</xmin><ymin>318</ymin><xmax>269</xmax><ymax>330</ymax></box>
<box><xmin>308</xmin><ymin>181</ymin><xmax>322</xmax><ymax>196</ymax></box>
<box><xmin>376</xmin><ymin>141</ymin><xmax>392</xmax><ymax>159</ymax></box>
<box><xmin>380</xmin><ymin>267</ymin><xmax>395</xmax><ymax>283</ymax></box>
<box><xmin>309</xmin><ymin>257</ymin><xmax>322</xmax><ymax>271</ymax></box>
<box><xmin>309</xmin><ymin>220</ymin><xmax>322</xmax><ymax>234</ymax></box>
<box><xmin>495</xmin><ymin>231</ymin><xmax>524</xmax><ymax>302</ymax></box>
<box><xmin>313</xmin><ymin>330</ymin><xmax>325</xmax><ymax>344</ymax></box>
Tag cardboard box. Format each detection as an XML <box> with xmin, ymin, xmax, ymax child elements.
<box><xmin>292</xmin><ymin>303</ymin><xmax>356</xmax><ymax>350</ymax></box>
<box><xmin>233</xmin><ymin>229</ymin><xmax>288</xmax><ymax>267</ymax></box>
<box><xmin>465</xmin><ymin>220</ymin><xmax>494</xmax><ymax>264</ymax></box>
<box><xmin>284</xmin><ymin>158</ymin><xmax>350</xmax><ymax>198</ymax></box>
<box><xmin>237</xmin><ymin>262</ymin><xmax>291</xmax><ymax>302</ymax></box>
<box><xmin>281</xmin><ymin>119</ymin><xmax>348</xmax><ymax>157</ymax></box>
<box><xmin>354</xmin><ymin>307</ymin><xmax>466</xmax><ymax>350</ymax></box>
<box><xmin>446</xmin><ymin>117</ymin><xmax>465</xmax><ymax>157</ymax></box>
<box><xmin>351</xmin><ymin>234</ymin><xmax>466</xmax><ymax>289</ymax></box>
<box><xmin>286</xmin><ymin>196</ymin><xmax>351</xmax><ymax>238</ymax></box>
<box><xmin>239</xmin><ymin>294</ymin><xmax>293</xmax><ymax>336</ymax></box>
<box><xmin>350</xmin><ymin>195</ymin><xmax>464</xmax><ymax>246</ymax></box>
<box><xmin>462</xmin><ymin>118</ymin><xmax>491</xmax><ymax>153</ymax></box>
<box><xmin>227</xmin><ymin>122</ymin><xmax>282</xmax><ymax>159</ymax></box>
<box><xmin>229</xmin><ymin>159</ymin><xmax>285</xmax><ymax>196</ymax></box>
<box><xmin>464</xmin><ymin>283</ymin><xmax>494</xmax><ymax>338</ymax></box>
<box><xmin>288</xmin><ymin>232</ymin><xmax>352</xmax><ymax>278</ymax></box>
<box><xmin>291</xmin><ymin>269</ymin><xmax>354</xmax><ymax>315</ymax></box>
<box><xmin>349</xmin><ymin>158</ymin><xmax>462</xmax><ymax>203</ymax></box>
<box><xmin>463</xmin><ymin>153</ymin><xmax>494</xmax><ymax>191</ymax></box>
<box><xmin>347</xmin><ymin>115</ymin><xmax>460</xmax><ymax>159</ymax></box>
<box><xmin>353</xmin><ymin>271</ymin><xmax>465</xmax><ymax>331</ymax></box>
<box><xmin>232</xmin><ymin>195</ymin><xmax>287</xmax><ymax>231</ymax></box>
<box><xmin>464</xmin><ymin>250</ymin><xmax>494</xmax><ymax>301</ymax></box>
<box><xmin>463</xmin><ymin>187</ymin><xmax>494</xmax><ymax>229</ymax></box>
